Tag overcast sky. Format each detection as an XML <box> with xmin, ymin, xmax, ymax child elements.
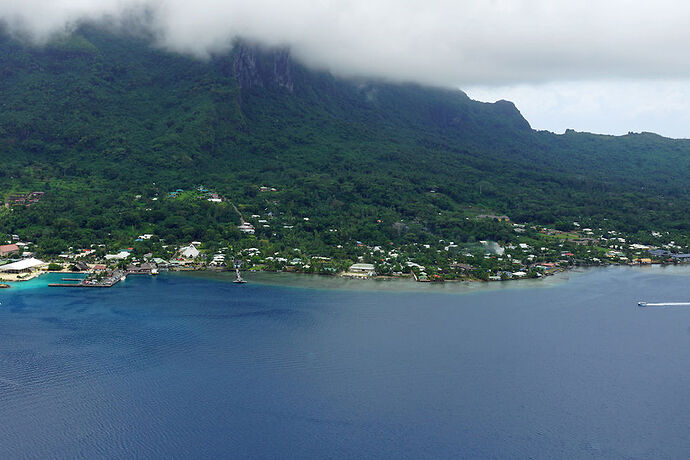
<box><xmin>2</xmin><ymin>0</ymin><xmax>690</xmax><ymax>138</ymax></box>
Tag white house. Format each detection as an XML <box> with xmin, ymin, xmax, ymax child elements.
<box><xmin>239</xmin><ymin>222</ymin><xmax>255</xmax><ymax>234</ymax></box>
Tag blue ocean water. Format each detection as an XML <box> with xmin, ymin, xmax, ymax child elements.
<box><xmin>2</xmin><ymin>267</ymin><xmax>690</xmax><ymax>458</ymax></box>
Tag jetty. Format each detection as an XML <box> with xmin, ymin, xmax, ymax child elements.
<box><xmin>48</xmin><ymin>264</ymin><xmax>162</xmax><ymax>288</ymax></box>
<box><xmin>232</xmin><ymin>262</ymin><xmax>247</xmax><ymax>284</ymax></box>
<box><xmin>49</xmin><ymin>269</ymin><xmax>126</xmax><ymax>288</ymax></box>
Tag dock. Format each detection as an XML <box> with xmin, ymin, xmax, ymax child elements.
<box><xmin>47</xmin><ymin>266</ymin><xmax>161</xmax><ymax>288</ymax></box>
<box><xmin>49</xmin><ymin>269</ymin><xmax>126</xmax><ymax>288</ymax></box>
<box><xmin>49</xmin><ymin>282</ymin><xmax>118</xmax><ymax>288</ymax></box>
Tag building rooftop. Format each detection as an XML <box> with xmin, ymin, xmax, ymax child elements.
<box><xmin>0</xmin><ymin>258</ymin><xmax>44</xmax><ymax>272</ymax></box>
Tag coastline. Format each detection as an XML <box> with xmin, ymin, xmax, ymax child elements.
<box><xmin>5</xmin><ymin>263</ymin><xmax>690</xmax><ymax>294</ymax></box>
<box><xmin>177</xmin><ymin>265</ymin><xmax>586</xmax><ymax>294</ymax></box>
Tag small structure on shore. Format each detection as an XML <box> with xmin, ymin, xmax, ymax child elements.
<box><xmin>342</xmin><ymin>263</ymin><xmax>377</xmax><ymax>278</ymax></box>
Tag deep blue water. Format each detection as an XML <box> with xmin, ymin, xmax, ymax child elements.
<box><xmin>3</xmin><ymin>267</ymin><xmax>690</xmax><ymax>458</ymax></box>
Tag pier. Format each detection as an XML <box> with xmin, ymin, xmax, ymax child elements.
<box><xmin>49</xmin><ymin>269</ymin><xmax>126</xmax><ymax>288</ymax></box>
<box><xmin>48</xmin><ymin>266</ymin><xmax>160</xmax><ymax>288</ymax></box>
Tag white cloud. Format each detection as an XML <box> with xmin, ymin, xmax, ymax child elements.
<box><xmin>3</xmin><ymin>1</ymin><xmax>690</xmax><ymax>136</ymax></box>
<box><xmin>3</xmin><ymin>1</ymin><xmax>690</xmax><ymax>86</ymax></box>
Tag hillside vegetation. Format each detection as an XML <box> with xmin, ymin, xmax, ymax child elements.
<box><xmin>2</xmin><ymin>27</ymin><xmax>690</xmax><ymax>255</ymax></box>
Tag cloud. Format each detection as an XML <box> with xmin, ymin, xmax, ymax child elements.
<box><xmin>3</xmin><ymin>0</ymin><xmax>690</xmax><ymax>87</ymax></box>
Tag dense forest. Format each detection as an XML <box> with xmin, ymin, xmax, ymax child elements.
<box><xmin>2</xmin><ymin>26</ymin><xmax>690</xmax><ymax>255</ymax></box>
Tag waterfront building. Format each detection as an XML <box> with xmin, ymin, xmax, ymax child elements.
<box><xmin>0</xmin><ymin>258</ymin><xmax>44</xmax><ymax>273</ymax></box>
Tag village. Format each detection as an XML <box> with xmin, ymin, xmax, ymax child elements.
<box><xmin>3</xmin><ymin>208</ymin><xmax>690</xmax><ymax>288</ymax></box>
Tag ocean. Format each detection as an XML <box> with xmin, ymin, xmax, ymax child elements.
<box><xmin>2</xmin><ymin>266</ymin><xmax>690</xmax><ymax>458</ymax></box>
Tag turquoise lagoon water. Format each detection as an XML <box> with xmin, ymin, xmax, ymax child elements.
<box><xmin>2</xmin><ymin>266</ymin><xmax>690</xmax><ymax>458</ymax></box>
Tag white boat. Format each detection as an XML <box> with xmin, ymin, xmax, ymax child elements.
<box><xmin>638</xmin><ymin>301</ymin><xmax>690</xmax><ymax>307</ymax></box>
<box><xmin>151</xmin><ymin>268</ymin><xmax>159</xmax><ymax>276</ymax></box>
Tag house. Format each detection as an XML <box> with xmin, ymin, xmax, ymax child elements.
<box><xmin>5</xmin><ymin>192</ymin><xmax>44</xmax><ymax>207</ymax></box>
<box><xmin>152</xmin><ymin>258</ymin><xmax>169</xmax><ymax>268</ymax></box>
<box><xmin>239</xmin><ymin>222</ymin><xmax>255</xmax><ymax>234</ymax></box>
<box><xmin>72</xmin><ymin>261</ymin><xmax>89</xmax><ymax>271</ymax></box>
<box><xmin>127</xmin><ymin>263</ymin><xmax>153</xmax><ymax>274</ymax></box>
<box><xmin>210</xmin><ymin>254</ymin><xmax>226</xmax><ymax>266</ymax></box>
<box><xmin>0</xmin><ymin>244</ymin><xmax>20</xmax><ymax>257</ymax></box>
<box><xmin>450</xmin><ymin>263</ymin><xmax>473</xmax><ymax>272</ymax></box>
<box><xmin>538</xmin><ymin>262</ymin><xmax>557</xmax><ymax>268</ymax></box>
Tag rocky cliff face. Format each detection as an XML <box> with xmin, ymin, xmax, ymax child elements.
<box><xmin>232</xmin><ymin>44</ymin><xmax>294</xmax><ymax>92</ymax></box>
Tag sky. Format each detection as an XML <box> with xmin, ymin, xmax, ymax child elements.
<box><xmin>2</xmin><ymin>0</ymin><xmax>690</xmax><ymax>138</ymax></box>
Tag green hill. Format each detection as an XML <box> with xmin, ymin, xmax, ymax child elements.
<box><xmin>2</xmin><ymin>26</ymin><xmax>690</xmax><ymax>255</ymax></box>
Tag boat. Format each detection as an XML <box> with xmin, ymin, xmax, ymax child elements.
<box><xmin>0</xmin><ymin>283</ymin><xmax>10</xmax><ymax>289</ymax></box>
<box><xmin>233</xmin><ymin>267</ymin><xmax>247</xmax><ymax>284</ymax></box>
<box><xmin>638</xmin><ymin>301</ymin><xmax>690</xmax><ymax>307</ymax></box>
<box><xmin>151</xmin><ymin>268</ymin><xmax>159</xmax><ymax>276</ymax></box>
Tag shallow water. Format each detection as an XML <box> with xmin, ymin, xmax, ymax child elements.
<box><xmin>2</xmin><ymin>266</ymin><xmax>690</xmax><ymax>458</ymax></box>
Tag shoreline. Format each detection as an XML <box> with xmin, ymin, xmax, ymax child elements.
<box><xmin>4</xmin><ymin>263</ymin><xmax>690</xmax><ymax>294</ymax></box>
<box><xmin>176</xmin><ymin>265</ymin><xmax>590</xmax><ymax>294</ymax></box>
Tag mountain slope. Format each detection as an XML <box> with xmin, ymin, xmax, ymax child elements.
<box><xmin>2</xmin><ymin>26</ymin><xmax>690</xmax><ymax>253</ymax></box>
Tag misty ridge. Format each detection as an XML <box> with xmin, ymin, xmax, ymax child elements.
<box><xmin>4</xmin><ymin>0</ymin><xmax>690</xmax><ymax>89</ymax></box>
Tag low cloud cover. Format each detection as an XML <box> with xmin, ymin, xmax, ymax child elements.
<box><xmin>3</xmin><ymin>1</ymin><xmax>690</xmax><ymax>136</ymax></box>
<box><xmin>3</xmin><ymin>0</ymin><xmax>690</xmax><ymax>86</ymax></box>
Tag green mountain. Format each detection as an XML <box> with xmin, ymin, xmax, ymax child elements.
<box><xmin>2</xmin><ymin>26</ymin><xmax>690</xmax><ymax>254</ymax></box>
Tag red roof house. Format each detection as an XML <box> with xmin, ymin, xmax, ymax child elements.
<box><xmin>0</xmin><ymin>244</ymin><xmax>20</xmax><ymax>257</ymax></box>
